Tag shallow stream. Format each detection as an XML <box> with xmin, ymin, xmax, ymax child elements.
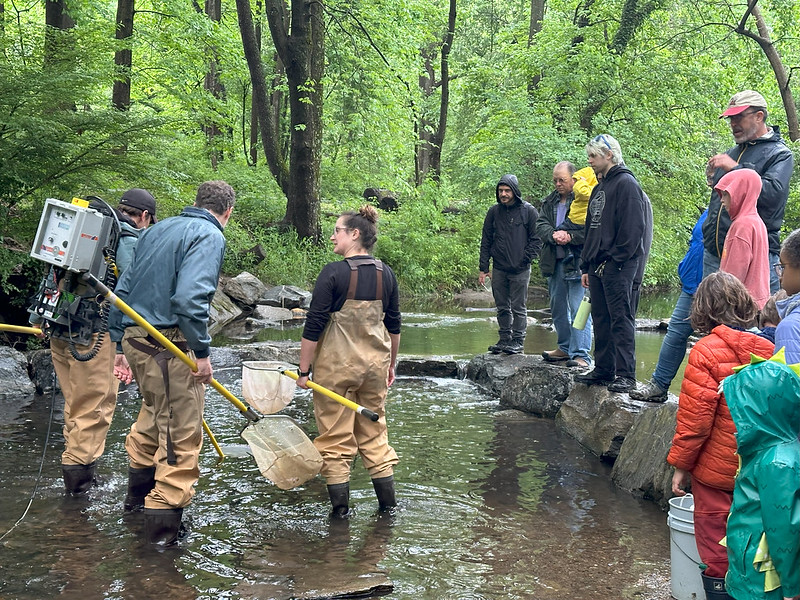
<box><xmin>0</xmin><ymin>293</ymin><xmax>681</xmax><ymax>599</ymax></box>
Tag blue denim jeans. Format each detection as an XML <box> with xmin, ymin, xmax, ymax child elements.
<box><xmin>492</xmin><ymin>267</ymin><xmax>531</xmax><ymax>342</ymax></box>
<box><xmin>548</xmin><ymin>260</ymin><xmax>592</xmax><ymax>361</ymax></box>
<box><xmin>651</xmin><ymin>290</ymin><xmax>694</xmax><ymax>389</ymax></box>
<box><xmin>704</xmin><ymin>249</ymin><xmax>780</xmax><ymax>294</ymax></box>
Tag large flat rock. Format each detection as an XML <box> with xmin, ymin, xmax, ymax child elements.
<box><xmin>611</xmin><ymin>396</ymin><xmax>678</xmax><ymax>510</ymax></box>
<box><xmin>554</xmin><ymin>384</ymin><xmax>651</xmax><ymax>461</ymax></box>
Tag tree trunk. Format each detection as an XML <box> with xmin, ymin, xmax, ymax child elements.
<box><xmin>281</xmin><ymin>0</ymin><xmax>323</xmax><ymax>241</ymax></box>
<box><xmin>527</xmin><ymin>0</ymin><xmax>545</xmax><ymax>92</ymax></box>
<box><xmin>415</xmin><ymin>0</ymin><xmax>456</xmax><ymax>186</ymax></box>
<box><xmin>248</xmin><ymin>1</ymin><xmax>263</xmax><ymax>165</ymax></box>
<box><xmin>204</xmin><ymin>0</ymin><xmax>223</xmax><ymax>169</ymax></box>
<box><xmin>740</xmin><ymin>3</ymin><xmax>799</xmax><ymax>141</ymax></box>
<box><xmin>236</xmin><ymin>0</ymin><xmax>289</xmax><ymax>194</ymax></box>
<box><xmin>111</xmin><ymin>0</ymin><xmax>134</xmax><ymax>112</ymax></box>
<box><xmin>237</xmin><ymin>0</ymin><xmax>323</xmax><ymax>241</ymax></box>
<box><xmin>44</xmin><ymin>0</ymin><xmax>75</xmax><ymax>70</ymax></box>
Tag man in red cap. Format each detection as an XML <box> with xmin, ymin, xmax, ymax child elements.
<box><xmin>634</xmin><ymin>90</ymin><xmax>794</xmax><ymax>402</ymax></box>
<box><xmin>703</xmin><ymin>90</ymin><xmax>794</xmax><ymax>293</ymax></box>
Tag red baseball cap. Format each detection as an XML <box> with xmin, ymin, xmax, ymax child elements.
<box><xmin>720</xmin><ymin>90</ymin><xmax>767</xmax><ymax>118</ymax></box>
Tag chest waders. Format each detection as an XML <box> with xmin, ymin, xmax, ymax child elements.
<box><xmin>314</xmin><ymin>257</ymin><xmax>399</xmax><ymax>517</ymax></box>
<box><xmin>125</xmin><ymin>334</ymin><xmax>191</xmax><ymax>466</ymax></box>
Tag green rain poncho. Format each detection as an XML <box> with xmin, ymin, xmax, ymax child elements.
<box><xmin>722</xmin><ymin>350</ymin><xmax>800</xmax><ymax>600</ymax></box>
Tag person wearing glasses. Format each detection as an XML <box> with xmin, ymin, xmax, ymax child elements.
<box><xmin>775</xmin><ymin>229</ymin><xmax>800</xmax><ymax>364</ymax></box>
<box><xmin>537</xmin><ymin>161</ymin><xmax>594</xmax><ymax>368</ymax></box>
<box><xmin>574</xmin><ymin>134</ymin><xmax>647</xmax><ymax>393</ymax></box>
<box><xmin>296</xmin><ymin>206</ymin><xmax>401</xmax><ymax>519</ymax></box>
<box><xmin>703</xmin><ymin>90</ymin><xmax>794</xmax><ymax>292</ymax></box>
<box><xmin>479</xmin><ymin>174</ymin><xmax>542</xmax><ymax>354</ymax></box>
<box><xmin>633</xmin><ymin>90</ymin><xmax>794</xmax><ymax>402</ymax></box>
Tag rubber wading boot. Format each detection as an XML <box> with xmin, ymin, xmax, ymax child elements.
<box><xmin>327</xmin><ymin>482</ymin><xmax>352</xmax><ymax>519</ymax></box>
<box><xmin>144</xmin><ymin>507</ymin><xmax>185</xmax><ymax>547</ymax></box>
<box><xmin>701</xmin><ymin>570</ymin><xmax>732</xmax><ymax>600</ymax></box>
<box><xmin>62</xmin><ymin>462</ymin><xmax>97</xmax><ymax>496</ymax></box>
<box><xmin>372</xmin><ymin>475</ymin><xmax>397</xmax><ymax>511</ymax></box>
<box><xmin>124</xmin><ymin>466</ymin><xmax>156</xmax><ymax>512</ymax></box>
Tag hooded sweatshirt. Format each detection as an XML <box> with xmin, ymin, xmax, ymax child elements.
<box><xmin>723</xmin><ymin>357</ymin><xmax>800</xmax><ymax>599</ymax></box>
<box><xmin>717</xmin><ymin>168</ymin><xmax>770</xmax><ymax>308</ymax></box>
<box><xmin>579</xmin><ymin>164</ymin><xmax>646</xmax><ymax>271</ymax></box>
<box><xmin>479</xmin><ymin>174</ymin><xmax>542</xmax><ymax>274</ymax></box>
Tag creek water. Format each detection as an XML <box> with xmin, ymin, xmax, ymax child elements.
<box><xmin>0</xmin><ymin>292</ymin><xmax>681</xmax><ymax>600</ymax></box>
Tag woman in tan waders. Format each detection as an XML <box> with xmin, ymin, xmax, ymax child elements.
<box><xmin>296</xmin><ymin>205</ymin><xmax>401</xmax><ymax>518</ymax></box>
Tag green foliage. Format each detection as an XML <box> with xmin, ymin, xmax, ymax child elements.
<box><xmin>1</xmin><ymin>0</ymin><xmax>799</xmax><ymax>302</ymax></box>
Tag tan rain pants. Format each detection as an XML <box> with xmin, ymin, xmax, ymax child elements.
<box><xmin>122</xmin><ymin>327</ymin><xmax>204</xmax><ymax>509</ymax></box>
<box><xmin>312</xmin><ymin>299</ymin><xmax>399</xmax><ymax>484</ymax></box>
<box><xmin>50</xmin><ymin>333</ymin><xmax>119</xmax><ymax>466</ymax></box>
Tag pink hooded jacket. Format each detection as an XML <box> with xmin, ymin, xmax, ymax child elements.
<box><xmin>717</xmin><ymin>168</ymin><xmax>770</xmax><ymax>308</ymax></box>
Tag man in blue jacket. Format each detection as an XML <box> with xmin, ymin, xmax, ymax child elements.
<box><xmin>479</xmin><ymin>174</ymin><xmax>542</xmax><ymax>354</ymax></box>
<box><xmin>110</xmin><ymin>180</ymin><xmax>235</xmax><ymax>546</ymax></box>
<box><xmin>575</xmin><ymin>135</ymin><xmax>646</xmax><ymax>393</ymax></box>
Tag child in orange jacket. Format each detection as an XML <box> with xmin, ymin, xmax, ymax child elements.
<box><xmin>667</xmin><ymin>272</ymin><xmax>774</xmax><ymax>590</ymax></box>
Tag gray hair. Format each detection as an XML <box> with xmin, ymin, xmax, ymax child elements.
<box><xmin>195</xmin><ymin>180</ymin><xmax>236</xmax><ymax>215</ymax></box>
<box><xmin>585</xmin><ymin>134</ymin><xmax>623</xmax><ymax>165</ymax></box>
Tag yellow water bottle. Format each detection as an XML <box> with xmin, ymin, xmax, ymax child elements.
<box><xmin>572</xmin><ymin>293</ymin><xmax>591</xmax><ymax>330</ymax></box>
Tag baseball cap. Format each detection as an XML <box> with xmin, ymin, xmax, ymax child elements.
<box><xmin>119</xmin><ymin>188</ymin><xmax>157</xmax><ymax>222</ymax></box>
<box><xmin>719</xmin><ymin>90</ymin><xmax>767</xmax><ymax>118</ymax></box>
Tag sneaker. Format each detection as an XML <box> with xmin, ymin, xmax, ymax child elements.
<box><xmin>607</xmin><ymin>376</ymin><xmax>636</xmax><ymax>393</ymax></box>
<box><xmin>566</xmin><ymin>357</ymin><xmax>589</xmax><ymax>368</ymax></box>
<box><xmin>629</xmin><ymin>379</ymin><xmax>668</xmax><ymax>402</ymax></box>
<box><xmin>573</xmin><ymin>369</ymin><xmax>614</xmax><ymax>386</ymax></box>
<box><xmin>502</xmin><ymin>341</ymin><xmax>524</xmax><ymax>355</ymax></box>
<box><xmin>542</xmin><ymin>349</ymin><xmax>569</xmax><ymax>362</ymax></box>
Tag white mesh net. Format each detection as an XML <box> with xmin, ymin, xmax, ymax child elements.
<box><xmin>241</xmin><ymin>361</ymin><xmax>296</xmax><ymax>414</ymax></box>
<box><xmin>241</xmin><ymin>417</ymin><xmax>322</xmax><ymax>489</ymax></box>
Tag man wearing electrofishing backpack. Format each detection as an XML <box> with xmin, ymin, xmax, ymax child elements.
<box><xmin>29</xmin><ymin>188</ymin><xmax>157</xmax><ymax>497</ymax></box>
<box><xmin>110</xmin><ymin>181</ymin><xmax>235</xmax><ymax>547</ymax></box>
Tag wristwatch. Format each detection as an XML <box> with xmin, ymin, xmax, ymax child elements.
<box><xmin>299</xmin><ymin>367</ymin><xmax>311</xmax><ymax>377</ymax></box>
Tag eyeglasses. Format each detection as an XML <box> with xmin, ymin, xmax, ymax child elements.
<box><xmin>594</xmin><ymin>134</ymin><xmax>613</xmax><ymax>150</ymax></box>
<box><xmin>332</xmin><ymin>226</ymin><xmax>351</xmax><ymax>236</ymax></box>
<box><xmin>727</xmin><ymin>109</ymin><xmax>760</xmax><ymax>122</ymax></box>
<box><xmin>774</xmin><ymin>263</ymin><xmax>785</xmax><ymax>277</ymax></box>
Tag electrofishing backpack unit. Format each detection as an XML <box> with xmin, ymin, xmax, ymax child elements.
<box><xmin>28</xmin><ymin>196</ymin><xmax>132</xmax><ymax>358</ymax></box>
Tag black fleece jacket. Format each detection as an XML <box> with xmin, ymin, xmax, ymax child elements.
<box><xmin>479</xmin><ymin>174</ymin><xmax>542</xmax><ymax>274</ymax></box>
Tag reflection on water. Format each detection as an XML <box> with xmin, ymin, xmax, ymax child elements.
<box><xmin>0</xmin><ymin>369</ymin><xmax>670</xmax><ymax>599</ymax></box>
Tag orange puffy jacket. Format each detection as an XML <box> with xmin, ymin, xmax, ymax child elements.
<box><xmin>666</xmin><ymin>325</ymin><xmax>774</xmax><ymax>490</ymax></box>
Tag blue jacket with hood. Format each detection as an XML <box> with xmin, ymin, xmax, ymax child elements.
<box><xmin>109</xmin><ymin>206</ymin><xmax>227</xmax><ymax>359</ymax></box>
<box><xmin>479</xmin><ymin>174</ymin><xmax>542</xmax><ymax>275</ymax></box>
<box><xmin>775</xmin><ymin>292</ymin><xmax>800</xmax><ymax>364</ymax></box>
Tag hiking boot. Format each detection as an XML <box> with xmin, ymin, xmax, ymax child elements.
<box><xmin>607</xmin><ymin>376</ymin><xmax>636</xmax><ymax>393</ymax></box>
<box><xmin>566</xmin><ymin>357</ymin><xmax>589</xmax><ymax>368</ymax></box>
<box><xmin>502</xmin><ymin>341</ymin><xmax>524</xmax><ymax>355</ymax></box>
<box><xmin>488</xmin><ymin>340</ymin><xmax>510</xmax><ymax>354</ymax></box>
<box><xmin>629</xmin><ymin>379</ymin><xmax>668</xmax><ymax>402</ymax></box>
<box><xmin>542</xmin><ymin>349</ymin><xmax>569</xmax><ymax>362</ymax></box>
<box><xmin>573</xmin><ymin>369</ymin><xmax>614</xmax><ymax>386</ymax></box>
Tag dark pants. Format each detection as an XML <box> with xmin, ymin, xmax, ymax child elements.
<box><xmin>588</xmin><ymin>258</ymin><xmax>637</xmax><ymax>379</ymax></box>
<box><xmin>492</xmin><ymin>267</ymin><xmax>531</xmax><ymax>343</ymax></box>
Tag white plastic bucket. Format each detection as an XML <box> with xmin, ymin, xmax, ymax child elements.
<box><xmin>667</xmin><ymin>494</ymin><xmax>704</xmax><ymax>600</ymax></box>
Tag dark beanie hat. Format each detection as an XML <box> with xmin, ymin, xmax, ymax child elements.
<box><xmin>119</xmin><ymin>188</ymin><xmax>157</xmax><ymax>222</ymax></box>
